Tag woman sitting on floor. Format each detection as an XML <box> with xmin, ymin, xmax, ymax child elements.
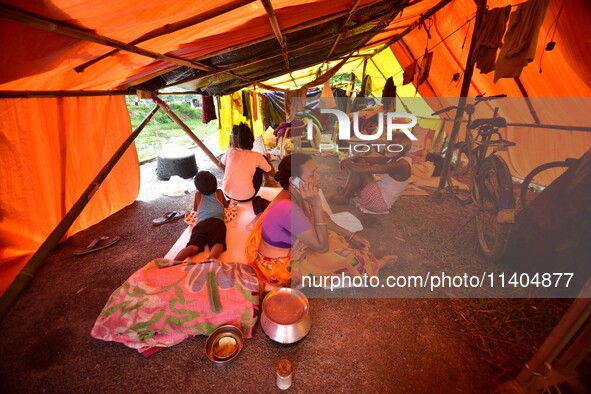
<box><xmin>221</xmin><ymin>122</ymin><xmax>276</xmax><ymax>204</ymax></box>
<box><xmin>246</xmin><ymin>153</ymin><xmax>396</xmax><ymax>287</ymax></box>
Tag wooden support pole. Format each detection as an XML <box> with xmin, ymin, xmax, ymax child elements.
<box><xmin>514</xmin><ymin>278</ymin><xmax>591</xmax><ymax>388</ymax></box>
<box><xmin>0</xmin><ymin>4</ymin><xmax>248</xmax><ymax>83</ymax></box>
<box><xmin>260</xmin><ymin>0</ymin><xmax>289</xmax><ymax>69</ymax></box>
<box><xmin>514</xmin><ymin>77</ymin><xmax>541</xmax><ymax>125</ymax></box>
<box><xmin>0</xmin><ymin>105</ymin><xmax>160</xmax><ymax>323</ymax></box>
<box><xmin>325</xmin><ymin>0</ymin><xmax>362</xmax><ymax>61</ymax></box>
<box><xmin>435</xmin><ymin>0</ymin><xmax>487</xmax><ymax>195</ymax></box>
<box><xmin>192</xmin><ymin>1</ymin><xmax>387</xmax><ymax>63</ymax></box>
<box><xmin>555</xmin><ymin>319</ymin><xmax>591</xmax><ymax>376</ymax></box>
<box><xmin>375</xmin><ymin>0</ymin><xmax>452</xmax><ymax>55</ymax></box>
<box><xmin>153</xmin><ymin>97</ymin><xmax>224</xmax><ymax>171</ymax></box>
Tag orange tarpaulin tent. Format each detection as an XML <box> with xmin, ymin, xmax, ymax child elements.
<box><xmin>1</xmin><ymin>0</ymin><xmax>590</xmax><ymax>297</ymax></box>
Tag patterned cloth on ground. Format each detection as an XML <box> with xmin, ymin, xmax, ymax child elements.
<box><xmin>91</xmin><ymin>259</ymin><xmax>259</xmax><ymax>353</ymax></box>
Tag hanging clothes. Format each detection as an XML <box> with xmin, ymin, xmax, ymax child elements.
<box><xmin>471</xmin><ymin>6</ymin><xmax>511</xmax><ymax>74</ymax></box>
<box><xmin>417</xmin><ymin>51</ymin><xmax>434</xmax><ymax>86</ymax></box>
<box><xmin>319</xmin><ymin>80</ymin><xmax>336</xmax><ymax>109</ymax></box>
<box><xmin>403</xmin><ymin>60</ymin><xmax>417</xmax><ymax>85</ymax></box>
<box><xmin>494</xmin><ymin>0</ymin><xmax>550</xmax><ymax>82</ymax></box>
<box><xmin>201</xmin><ymin>95</ymin><xmax>217</xmax><ymax>124</ymax></box>
<box><xmin>250</xmin><ymin>91</ymin><xmax>258</xmax><ymax>121</ymax></box>
<box><xmin>382</xmin><ymin>76</ymin><xmax>396</xmax><ymax>112</ymax></box>
<box><xmin>231</xmin><ymin>92</ymin><xmax>243</xmax><ymax>115</ymax></box>
<box><xmin>241</xmin><ymin>90</ymin><xmax>251</xmax><ymax>118</ymax></box>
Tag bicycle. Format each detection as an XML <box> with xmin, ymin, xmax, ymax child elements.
<box><xmin>520</xmin><ymin>158</ymin><xmax>577</xmax><ymax>208</ymax></box>
<box><xmin>433</xmin><ymin>95</ymin><xmax>516</xmax><ymax>260</ymax></box>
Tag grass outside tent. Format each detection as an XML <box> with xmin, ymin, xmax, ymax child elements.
<box><xmin>127</xmin><ymin>99</ymin><xmax>218</xmax><ymax>162</ymax></box>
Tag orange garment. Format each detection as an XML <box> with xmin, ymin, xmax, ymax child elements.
<box><xmin>471</xmin><ymin>5</ymin><xmax>511</xmax><ymax>74</ymax></box>
<box><xmin>494</xmin><ymin>0</ymin><xmax>550</xmax><ymax>81</ymax></box>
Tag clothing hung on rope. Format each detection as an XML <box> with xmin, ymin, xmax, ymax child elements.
<box><xmin>201</xmin><ymin>95</ymin><xmax>217</xmax><ymax>124</ymax></box>
<box><xmin>417</xmin><ymin>52</ymin><xmax>434</xmax><ymax>86</ymax></box>
<box><xmin>471</xmin><ymin>6</ymin><xmax>511</xmax><ymax>74</ymax></box>
<box><xmin>403</xmin><ymin>60</ymin><xmax>417</xmax><ymax>85</ymax></box>
<box><xmin>494</xmin><ymin>0</ymin><xmax>550</xmax><ymax>82</ymax></box>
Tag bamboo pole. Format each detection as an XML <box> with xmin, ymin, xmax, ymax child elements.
<box><xmin>153</xmin><ymin>97</ymin><xmax>224</xmax><ymax>171</ymax></box>
<box><xmin>0</xmin><ymin>105</ymin><xmax>160</xmax><ymax>323</ymax></box>
<box><xmin>374</xmin><ymin>0</ymin><xmax>453</xmax><ymax>55</ymax></box>
<box><xmin>75</xmin><ymin>0</ymin><xmax>256</xmax><ymax>72</ymax></box>
<box><xmin>0</xmin><ymin>6</ymin><xmax>211</xmax><ymax>72</ymax></box>
<box><xmin>554</xmin><ymin>319</ymin><xmax>591</xmax><ymax>376</ymax></box>
<box><xmin>164</xmin><ymin>14</ymin><xmax>398</xmax><ymax>91</ymax></box>
<box><xmin>192</xmin><ymin>0</ymin><xmax>388</xmax><ymax>62</ymax></box>
<box><xmin>435</xmin><ymin>0</ymin><xmax>487</xmax><ymax>195</ymax></box>
<box><xmin>514</xmin><ymin>77</ymin><xmax>541</xmax><ymax>125</ymax></box>
<box><xmin>513</xmin><ymin>278</ymin><xmax>591</xmax><ymax>388</ymax></box>
<box><xmin>0</xmin><ymin>4</ymin><xmax>248</xmax><ymax>83</ymax></box>
<box><xmin>325</xmin><ymin>0</ymin><xmax>362</xmax><ymax>61</ymax></box>
<box><xmin>0</xmin><ymin>90</ymin><xmax>132</xmax><ymax>98</ymax></box>
<box><xmin>260</xmin><ymin>0</ymin><xmax>289</xmax><ymax>69</ymax></box>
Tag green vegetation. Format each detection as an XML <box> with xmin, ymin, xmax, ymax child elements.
<box><xmin>126</xmin><ymin>96</ymin><xmax>218</xmax><ymax>162</ymax></box>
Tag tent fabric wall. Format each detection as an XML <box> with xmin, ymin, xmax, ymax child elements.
<box><xmin>385</xmin><ymin>0</ymin><xmax>591</xmax><ymax>182</ymax></box>
<box><xmin>0</xmin><ymin>96</ymin><xmax>139</xmax><ymax>295</ymax></box>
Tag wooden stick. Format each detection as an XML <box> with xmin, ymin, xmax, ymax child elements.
<box><xmin>153</xmin><ymin>97</ymin><xmax>224</xmax><ymax>171</ymax></box>
<box><xmin>0</xmin><ymin>105</ymin><xmax>160</xmax><ymax>323</ymax></box>
<box><xmin>435</xmin><ymin>0</ymin><xmax>485</xmax><ymax>195</ymax></box>
<box><xmin>0</xmin><ymin>4</ymin><xmax>249</xmax><ymax>83</ymax></box>
<box><xmin>260</xmin><ymin>0</ymin><xmax>289</xmax><ymax>69</ymax></box>
<box><xmin>163</xmin><ymin>10</ymin><xmax>400</xmax><ymax>91</ymax></box>
<box><xmin>374</xmin><ymin>0</ymin><xmax>453</xmax><ymax>55</ymax></box>
<box><xmin>325</xmin><ymin>0</ymin><xmax>362</xmax><ymax>61</ymax></box>
<box><xmin>192</xmin><ymin>0</ymin><xmax>388</xmax><ymax>62</ymax></box>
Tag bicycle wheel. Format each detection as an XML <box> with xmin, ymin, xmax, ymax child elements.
<box><xmin>446</xmin><ymin>143</ymin><xmax>472</xmax><ymax>205</ymax></box>
<box><xmin>520</xmin><ymin>160</ymin><xmax>573</xmax><ymax>209</ymax></box>
<box><xmin>475</xmin><ymin>156</ymin><xmax>515</xmax><ymax>260</ymax></box>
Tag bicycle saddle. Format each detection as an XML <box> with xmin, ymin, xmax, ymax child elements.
<box><xmin>469</xmin><ymin>117</ymin><xmax>507</xmax><ymax>129</ymax></box>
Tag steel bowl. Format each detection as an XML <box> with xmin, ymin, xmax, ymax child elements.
<box><xmin>205</xmin><ymin>325</ymin><xmax>244</xmax><ymax>365</ymax></box>
<box><xmin>260</xmin><ymin>288</ymin><xmax>311</xmax><ymax>344</ymax></box>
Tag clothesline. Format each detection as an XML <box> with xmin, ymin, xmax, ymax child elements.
<box><xmin>388</xmin><ymin>14</ymin><xmax>477</xmax><ymax>81</ymax></box>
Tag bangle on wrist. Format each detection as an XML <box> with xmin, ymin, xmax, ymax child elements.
<box><xmin>314</xmin><ymin>222</ymin><xmax>327</xmax><ymax>226</ymax></box>
<box><xmin>348</xmin><ymin>232</ymin><xmax>356</xmax><ymax>241</ymax></box>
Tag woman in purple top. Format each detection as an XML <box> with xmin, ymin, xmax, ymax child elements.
<box><xmin>246</xmin><ymin>153</ymin><xmax>396</xmax><ymax>287</ymax></box>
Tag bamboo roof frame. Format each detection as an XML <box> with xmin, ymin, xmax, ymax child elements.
<box><xmin>74</xmin><ymin>0</ymin><xmax>257</xmax><ymax>73</ymax></box>
<box><xmin>0</xmin><ymin>4</ymin><xmax>250</xmax><ymax>82</ymax></box>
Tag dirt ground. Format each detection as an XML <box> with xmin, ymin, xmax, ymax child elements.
<box><xmin>0</xmin><ymin>143</ymin><xmax>572</xmax><ymax>393</ymax></box>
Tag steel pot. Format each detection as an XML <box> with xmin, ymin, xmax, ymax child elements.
<box><xmin>260</xmin><ymin>288</ymin><xmax>311</xmax><ymax>344</ymax></box>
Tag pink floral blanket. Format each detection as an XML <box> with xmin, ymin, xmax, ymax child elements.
<box><xmin>91</xmin><ymin>259</ymin><xmax>259</xmax><ymax>353</ymax></box>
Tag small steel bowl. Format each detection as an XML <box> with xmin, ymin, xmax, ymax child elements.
<box><xmin>205</xmin><ymin>325</ymin><xmax>244</xmax><ymax>365</ymax></box>
<box><xmin>261</xmin><ymin>288</ymin><xmax>311</xmax><ymax>344</ymax></box>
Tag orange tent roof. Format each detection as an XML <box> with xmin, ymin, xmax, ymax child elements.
<box><xmin>0</xmin><ymin>0</ymin><xmax>590</xmax><ymax>298</ymax></box>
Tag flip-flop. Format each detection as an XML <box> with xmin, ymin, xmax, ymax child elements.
<box><xmin>74</xmin><ymin>236</ymin><xmax>121</xmax><ymax>256</ymax></box>
<box><xmin>152</xmin><ymin>210</ymin><xmax>185</xmax><ymax>226</ymax></box>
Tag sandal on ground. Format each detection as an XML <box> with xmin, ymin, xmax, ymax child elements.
<box><xmin>74</xmin><ymin>236</ymin><xmax>121</xmax><ymax>256</ymax></box>
<box><xmin>152</xmin><ymin>210</ymin><xmax>185</xmax><ymax>226</ymax></box>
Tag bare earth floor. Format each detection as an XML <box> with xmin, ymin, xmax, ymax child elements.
<box><xmin>0</xmin><ymin>148</ymin><xmax>500</xmax><ymax>393</ymax></box>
